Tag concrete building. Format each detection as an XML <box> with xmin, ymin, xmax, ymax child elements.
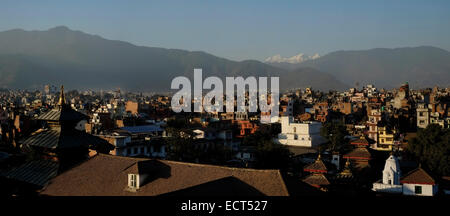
<box><xmin>430</xmin><ymin>111</ymin><xmax>445</xmax><ymax>128</ymax></box>
<box><xmin>276</xmin><ymin>116</ymin><xmax>325</xmax><ymax>148</ymax></box>
<box><xmin>374</xmin><ymin>125</ymin><xmax>397</xmax><ymax>151</ymax></box>
<box><xmin>417</xmin><ymin>103</ymin><xmax>430</xmax><ymax>129</ymax></box>
<box><xmin>393</xmin><ymin>83</ymin><xmax>410</xmax><ymax>110</ymax></box>
<box><xmin>367</xmin><ymin>109</ymin><xmax>381</xmax><ymax>145</ymax></box>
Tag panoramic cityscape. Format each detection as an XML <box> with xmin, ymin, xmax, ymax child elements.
<box><xmin>0</xmin><ymin>1</ymin><xmax>449</xmax><ymax>211</ymax></box>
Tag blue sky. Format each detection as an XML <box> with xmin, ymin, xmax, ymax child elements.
<box><xmin>1</xmin><ymin>0</ymin><xmax>449</xmax><ymax>61</ymax></box>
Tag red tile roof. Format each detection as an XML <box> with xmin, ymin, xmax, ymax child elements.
<box><xmin>40</xmin><ymin>154</ymin><xmax>289</xmax><ymax>196</ymax></box>
<box><xmin>401</xmin><ymin>167</ymin><xmax>435</xmax><ymax>185</ymax></box>
<box><xmin>350</xmin><ymin>137</ymin><xmax>369</xmax><ymax>146</ymax></box>
<box><xmin>303</xmin><ymin>158</ymin><xmax>327</xmax><ymax>173</ymax></box>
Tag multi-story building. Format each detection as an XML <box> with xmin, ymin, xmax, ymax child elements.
<box><xmin>417</xmin><ymin>103</ymin><xmax>430</xmax><ymax>129</ymax></box>
<box><xmin>313</xmin><ymin>102</ymin><xmax>329</xmax><ymax>122</ymax></box>
<box><xmin>276</xmin><ymin>116</ymin><xmax>325</xmax><ymax>147</ymax></box>
<box><xmin>430</xmin><ymin>111</ymin><xmax>445</xmax><ymax>128</ymax></box>
<box><xmin>367</xmin><ymin>109</ymin><xmax>382</xmax><ymax>145</ymax></box>
<box><xmin>374</xmin><ymin>125</ymin><xmax>397</xmax><ymax>151</ymax></box>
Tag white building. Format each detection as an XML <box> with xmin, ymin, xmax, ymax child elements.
<box><xmin>430</xmin><ymin>112</ymin><xmax>445</xmax><ymax>128</ymax></box>
<box><xmin>401</xmin><ymin>167</ymin><xmax>438</xmax><ymax>196</ymax></box>
<box><xmin>276</xmin><ymin>116</ymin><xmax>325</xmax><ymax>147</ymax></box>
<box><xmin>417</xmin><ymin>103</ymin><xmax>430</xmax><ymax>129</ymax></box>
<box><xmin>372</xmin><ymin>155</ymin><xmax>403</xmax><ymax>193</ymax></box>
<box><xmin>372</xmin><ymin>155</ymin><xmax>438</xmax><ymax>196</ymax></box>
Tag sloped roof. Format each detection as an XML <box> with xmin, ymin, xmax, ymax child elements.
<box><xmin>160</xmin><ymin>176</ymin><xmax>267</xmax><ymax>196</ymax></box>
<box><xmin>40</xmin><ymin>154</ymin><xmax>289</xmax><ymax>196</ymax></box>
<box><xmin>350</xmin><ymin>137</ymin><xmax>370</xmax><ymax>146</ymax></box>
<box><xmin>21</xmin><ymin>127</ymin><xmax>110</xmax><ymax>149</ymax></box>
<box><xmin>302</xmin><ymin>174</ymin><xmax>330</xmax><ymax>187</ymax></box>
<box><xmin>37</xmin><ymin>107</ymin><xmax>87</xmax><ymax>122</ymax></box>
<box><xmin>401</xmin><ymin>167</ymin><xmax>435</xmax><ymax>185</ymax></box>
<box><xmin>3</xmin><ymin>160</ymin><xmax>59</xmax><ymax>187</ymax></box>
<box><xmin>303</xmin><ymin>159</ymin><xmax>328</xmax><ymax>173</ymax></box>
<box><xmin>343</xmin><ymin>147</ymin><xmax>371</xmax><ymax>160</ymax></box>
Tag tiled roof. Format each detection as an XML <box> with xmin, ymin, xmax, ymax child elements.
<box><xmin>303</xmin><ymin>159</ymin><xmax>327</xmax><ymax>173</ymax></box>
<box><xmin>21</xmin><ymin>127</ymin><xmax>110</xmax><ymax>149</ymax></box>
<box><xmin>161</xmin><ymin>176</ymin><xmax>268</xmax><ymax>196</ymax></box>
<box><xmin>350</xmin><ymin>137</ymin><xmax>370</xmax><ymax>146</ymax></box>
<box><xmin>3</xmin><ymin>160</ymin><xmax>59</xmax><ymax>187</ymax></box>
<box><xmin>302</xmin><ymin>174</ymin><xmax>330</xmax><ymax>187</ymax></box>
<box><xmin>287</xmin><ymin>146</ymin><xmax>318</xmax><ymax>156</ymax></box>
<box><xmin>401</xmin><ymin>167</ymin><xmax>435</xmax><ymax>185</ymax></box>
<box><xmin>37</xmin><ymin>107</ymin><xmax>87</xmax><ymax>122</ymax></box>
<box><xmin>40</xmin><ymin>154</ymin><xmax>289</xmax><ymax>196</ymax></box>
<box><xmin>343</xmin><ymin>147</ymin><xmax>371</xmax><ymax>160</ymax></box>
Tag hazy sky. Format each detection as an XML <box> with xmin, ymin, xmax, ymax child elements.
<box><xmin>1</xmin><ymin>0</ymin><xmax>450</xmax><ymax>61</ymax></box>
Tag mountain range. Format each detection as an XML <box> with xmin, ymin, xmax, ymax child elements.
<box><xmin>267</xmin><ymin>47</ymin><xmax>450</xmax><ymax>89</ymax></box>
<box><xmin>0</xmin><ymin>26</ymin><xmax>449</xmax><ymax>92</ymax></box>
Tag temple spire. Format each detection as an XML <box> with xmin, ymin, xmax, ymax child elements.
<box><xmin>340</xmin><ymin>158</ymin><xmax>352</xmax><ymax>176</ymax></box>
<box><xmin>58</xmin><ymin>85</ymin><xmax>66</xmax><ymax>106</ymax></box>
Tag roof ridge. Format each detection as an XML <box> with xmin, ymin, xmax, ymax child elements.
<box><xmin>96</xmin><ymin>153</ymin><xmax>149</xmax><ymax>161</ymax></box>
<box><xmin>96</xmin><ymin>153</ymin><xmax>282</xmax><ymax>173</ymax></box>
<box><xmin>401</xmin><ymin>167</ymin><xmax>434</xmax><ymax>181</ymax></box>
<box><xmin>162</xmin><ymin>159</ymin><xmax>281</xmax><ymax>172</ymax></box>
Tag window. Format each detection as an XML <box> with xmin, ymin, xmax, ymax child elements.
<box><xmin>293</xmin><ymin>127</ymin><xmax>296</xmax><ymax>133</ymax></box>
<box><xmin>128</xmin><ymin>174</ymin><xmax>138</xmax><ymax>189</ymax></box>
<box><xmin>415</xmin><ymin>186</ymin><xmax>422</xmax><ymax>194</ymax></box>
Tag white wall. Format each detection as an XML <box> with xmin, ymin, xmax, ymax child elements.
<box><xmin>402</xmin><ymin>183</ymin><xmax>437</xmax><ymax>196</ymax></box>
<box><xmin>372</xmin><ymin>183</ymin><xmax>402</xmax><ymax>193</ymax></box>
<box><xmin>277</xmin><ymin>116</ymin><xmax>325</xmax><ymax>147</ymax></box>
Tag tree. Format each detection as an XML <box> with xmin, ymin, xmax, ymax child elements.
<box><xmin>164</xmin><ymin>126</ymin><xmax>197</xmax><ymax>162</ymax></box>
<box><xmin>320</xmin><ymin>122</ymin><xmax>349</xmax><ymax>152</ymax></box>
<box><xmin>164</xmin><ymin>126</ymin><xmax>232</xmax><ymax>164</ymax></box>
<box><xmin>255</xmin><ymin>140</ymin><xmax>291</xmax><ymax>171</ymax></box>
<box><xmin>407</xmin><ymin>124</ymin><xmax>450</xmax><ymax>176</ymax></box>
<box><xmin>242</xmin><ymin>131</ymin><xmax>292</xmax><ymax>171</ymax></box>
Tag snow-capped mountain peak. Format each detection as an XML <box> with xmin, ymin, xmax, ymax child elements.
<box><xmin>264</xmin><ymin>53</ymin><xmax>320</xmax><ymax>64</ymax></box>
